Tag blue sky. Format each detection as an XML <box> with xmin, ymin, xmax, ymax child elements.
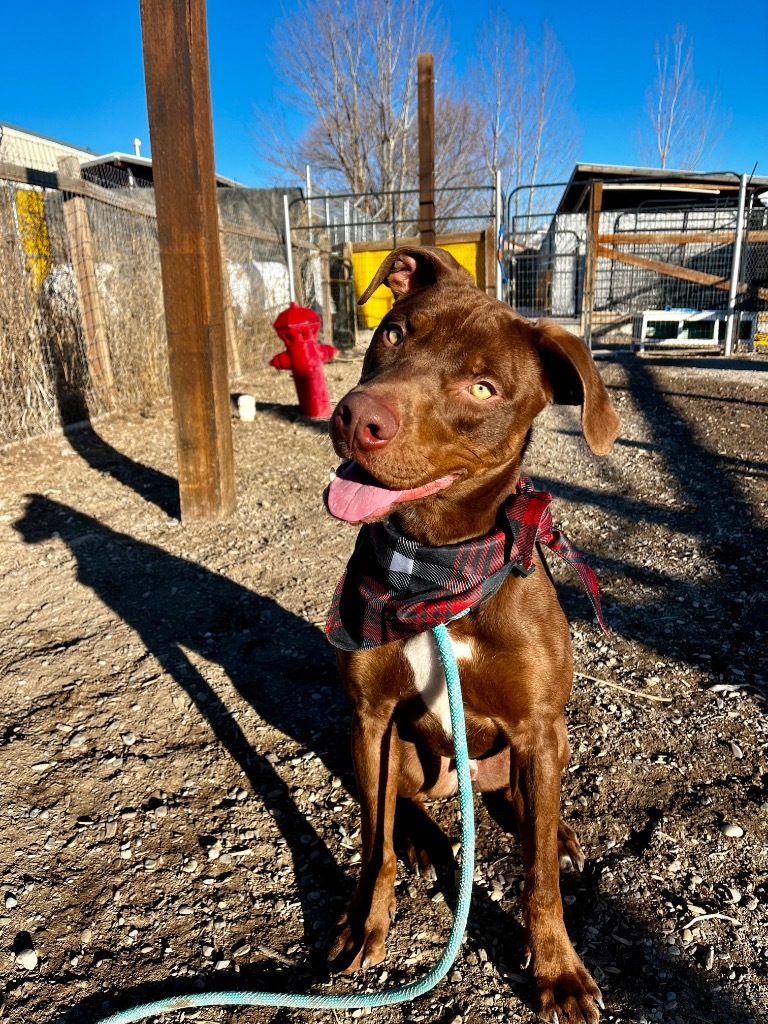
<box><xmin>1</xmin><ymin>0</ymin><xmax>765</xmax><ymax>187</ymax></box>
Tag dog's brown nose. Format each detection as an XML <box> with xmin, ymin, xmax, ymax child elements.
<box><xmin>332</xmin><ymin>391</ymin><xmax>400</xmax><ymax>453</ymax></box>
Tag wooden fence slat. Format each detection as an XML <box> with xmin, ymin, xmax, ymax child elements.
<box><xmin>581</xmin><ymin>181</ymin><xmax>603</xmax><ymax>339</ymax></box>
<box><xmin>598</xmin><ymin>231</ymin><xmax>768</xmax><ymax>246</ymax></box>
<box><xmin>217</xmin><ymin>210</ymin><xmax>241</xmax><ymax>379</ymax></box>
<box><xmin>58</xmin><ymin>157</ymin><xmax>116</xmax><ymax>403</ymax></box>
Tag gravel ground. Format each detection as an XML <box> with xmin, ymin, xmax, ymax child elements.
<box><xmin>0</xmin><ymin>349</ymin><xmax>767</xmax><ymax>1024</ymax></box>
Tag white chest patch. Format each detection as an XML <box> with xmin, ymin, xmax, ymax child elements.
<box><xmin>402</xmin><ymin>631</ymin><xmax>474</xmax><ymax>739</ymax></box>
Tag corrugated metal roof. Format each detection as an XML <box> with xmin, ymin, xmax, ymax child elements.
<box><xmin>0</xmin><ymin>120</ymin><xmax>98</xmax><ymax>156</ymax></box>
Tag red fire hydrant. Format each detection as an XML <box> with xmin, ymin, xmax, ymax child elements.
<box><xmin>269</xmin><ymin>302</ymin><xmax>336</xmax><ymax>418</ymax></box>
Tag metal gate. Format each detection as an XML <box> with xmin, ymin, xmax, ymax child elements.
<box><xmin>501</xmin><ymin>178</ymin><xmax>768</xmax><ymax>351</ymax></box>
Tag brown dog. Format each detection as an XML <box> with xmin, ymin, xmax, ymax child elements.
<box><xmin>323</xmin><ymin>246</ymin><xmax>620</xmax><ymax>1023</ymax></box>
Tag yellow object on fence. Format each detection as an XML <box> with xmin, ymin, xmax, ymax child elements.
<box><xmin>15</xmin><ymin>189</ymin><xmax>52</xmax><ymax>290</ymax></box>
<box><xmin>352</xmin><ymin>241</ymin><xmax>486</xmax><ymax>329</ymax></box>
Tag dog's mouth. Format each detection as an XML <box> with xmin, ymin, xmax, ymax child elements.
<box><xmin>324</xmin><ymin>460</ymin><xmax>457</xmax><ymax>524</ymax></box>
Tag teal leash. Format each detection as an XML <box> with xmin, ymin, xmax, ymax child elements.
<box><xmin>93</xmin><ymin>622</ymin><xmax>475</xmax><ymax>1023</ymax></box>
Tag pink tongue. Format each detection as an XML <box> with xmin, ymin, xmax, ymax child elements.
<box><xmin>325</xmin><ymin>462</ymin><xmax>405</xmax><ymax>523</ymax></box>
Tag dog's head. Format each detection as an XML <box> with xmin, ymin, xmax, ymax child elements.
<box><xmin>326</xmin><ymin>245</ymin><xmax>620</xmax><ymax>544</ymax></box>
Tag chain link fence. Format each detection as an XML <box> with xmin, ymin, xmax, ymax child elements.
<box><xmin>0</xmin><ymin>146</ymin><xmax>329</xmax><ymax>446</ymax></box>
<box><xmin>297</xmin><ymin>184</ymin><xmax>495</xmax><ymax>248</ymax></box>
<box><xmin>504</xmin><ymin>182</ymin><xmax>768</xmax><ymax>348</ymax></box>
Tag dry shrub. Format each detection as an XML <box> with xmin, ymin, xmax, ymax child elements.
<box><xmin>1</xmin><ymin>179</ymin><xmax>328</xmax><ymax>446</ymax></box>
<box><xmin>0</xmin><ymin>185</ymin><xmax>93</xmax><ymax>443</ymax></box>
<box><xmin>86</xmin><ymin>198</ymin><xmax>170</xmax><ymax>410</ymax></box>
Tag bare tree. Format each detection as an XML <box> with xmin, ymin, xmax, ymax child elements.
<box><xmin>639</xmin><ymin>25</ymin><xmax>725</xmax><ymax>169</ymax></box>
<box><xmin>260</xmin><ymin>0</ymin><xmax>485</xmax><ymax>229</ymax></box>
<box><xmin>471</xmin><ymin>14</ymin><xmax>579</xmax><ymax>224</ymax></box>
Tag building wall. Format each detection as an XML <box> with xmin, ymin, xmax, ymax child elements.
<box><xmin>0</xmin><ymin>123</ymin><xmax>94</xmax><ymax>173</ymax></box>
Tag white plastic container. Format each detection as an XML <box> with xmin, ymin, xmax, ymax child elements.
<box><xmin>237</xmin><ymin>394</ymin><xmax>256</xmax><ymax>422</ymax></box>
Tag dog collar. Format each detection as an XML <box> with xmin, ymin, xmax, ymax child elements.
<box><xmin>325</xmin><ymin>475</ymin><xmax>609</xmax><ymax>650</ymax></box>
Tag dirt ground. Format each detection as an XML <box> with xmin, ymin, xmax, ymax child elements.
<box><xmin>1</xmin><ymin>348</ymin><xmax>767</xmax><ymax>1024</ymax></box>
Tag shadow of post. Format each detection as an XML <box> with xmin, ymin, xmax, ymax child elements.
<box><xmin>14</xmin><ymin>497</ymin><xmax>353</xmax><ymax>968</ymax></box>
<box><xmin>64</xmin><ymin>424</ymin><xmax>181</xmax><ymax>519</ymax></box>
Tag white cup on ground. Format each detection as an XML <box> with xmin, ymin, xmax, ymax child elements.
<box><xmin>237</xmin><ymin>394</ymin><xmax>256</xmax><ymax>422</ymax></box>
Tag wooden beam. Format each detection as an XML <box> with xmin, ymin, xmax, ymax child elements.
<box><xmin>0</xmin><ymin>158</ymin><xmax>324</xmax><ymax>249</ymax></box>
<box><xmin>598</xmin><ymin>231</ymin><xmax>768</xmax><ymax>246</ymax></box>
<box><xmin>417</xmin><ymin>53</ymin><xmax>435</xmax><ymax>247</ymax></box>
<box><xmin>0</xmin><ymin>159</ymin><xmax>159</xmax><ymax>218</ymax></box>
<box><xmin>596</xmin><ymin>244</ymin><xmax>768</xmax><ymax>303</ymax></box>
<box><xmin>58</xmin><ymin>157</ymin><xmax>116</xmax><ymax>404</ymax></box>
<box><xmin>581</xmin><ymin>181</ymin><xmax>603</xmax><ymax>341</ymax></box>
<box><xmin>217</xmin><ymin>211</ymin><xmax>241</xmax><ymax>379</ymax></box>
<box><xmin>483</xmin><ymin>228</ymin><xmax>494</xmax><ymax>296</ymax></box>
<box><xmin>139</xmin><ymin>0</ymin><xmax>235</xmax><ymax>520</ymax></box>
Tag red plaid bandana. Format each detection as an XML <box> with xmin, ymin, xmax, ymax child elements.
<box><xmin>325</xmin><ymin>475</ymin><xmax>609</xmax><ymax>651</ymax></box>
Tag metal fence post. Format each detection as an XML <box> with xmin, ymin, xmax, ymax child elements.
<box><xmin>725</xmin><ymin>173</ymin><xmax>748</xmax><ymax>357</ymax></box>
<box><xmin>320</xmin><ymin>235</ymin><xmax>333</xmax><ymax>346</ymax></box>
<box><xmin>283</xmin><ymin>193</ymin><xmax>296</xmax><ymax>304</ymax></box>
<box><xmin>305</xmin><ymin>163</ymin><xmax>312</xmax><ymax>245</ymax></box>
<box><xmin>494</xmin><ymin>169</ymin><xmax>503</xmax><ymax>300</ymax></box>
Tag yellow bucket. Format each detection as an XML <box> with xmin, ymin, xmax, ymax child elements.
<box><xmin>351</xmin><ymin>241</ymin><xmax>486</xmax><ymax>329</ymax></box>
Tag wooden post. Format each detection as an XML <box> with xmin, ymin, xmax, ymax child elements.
<box><xmin>217</xmin><ymin>213</ymin><xmax>242</xmax><ymax>379</ymax></box>
<box><xmin>418</xmin><ymin>53</ymin><xmax>436</xmax><ymax>247</ymax></box>
<box><xmin>342</xmin><ymin>240</ymin><xmax>358</xmax><ymax>346</ymax></box>
<box><xmin>58</xmin><ymin>156</ymin><xmax>115</xmax><ymax>403</ymax></box>
<box><xmin>320</xmin><ymin>237</ymin><xmax>333</xmax><ymax>346</ymax></box>
<box><xmin>482</xmin><ymin>228</ymin><xmax>495</xmax><ymax>296</ymax></box>
<box><xmin>581</xmin><ymin>180</ymin><xmax>603</xmax><ymax>349</ymax></box>
<box><xmin>139</xmin><ymin>0</ymin><xmax>235</xmax><ymax>520</ymax></box>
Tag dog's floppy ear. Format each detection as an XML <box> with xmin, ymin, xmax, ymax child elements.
<box><xmin>358</xmin><ymin>245</ymin><xmax>473</xmax><ymax>304</ymax></box>
<box><xmin>533</xmin><ymin>319</ymin><xmax>620</xmax><ymax>456</ymax></box>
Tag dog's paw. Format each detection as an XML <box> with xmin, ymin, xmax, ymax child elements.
<box><xmin>557</xmin><ymin>819</ymin><xmax>585</xmax><ymax>873</ymax></box>
<box><xmin>327</xmin><ymin>902</ymin><xmax>394</xmax><ymax>974</ymax></box>
<box><xmin>400</xmin><ymin>831</ymin><xmax>455</xmax><ymax>882</ymax></box>
<box><xmin>533</xmin><ymin>961</ymin><xmax>603</xmax><ymax>1024</ymax></box>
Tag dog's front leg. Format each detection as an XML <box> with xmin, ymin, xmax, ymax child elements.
<box><xmin>328</xmin><ymin>701</ymin><xmax>399</xmax><ymax>973</ymax></box>
<box><xmin>516</xmin><ymin>719</ymin><xmax>603</xmax><ymax>1023</ymax></box>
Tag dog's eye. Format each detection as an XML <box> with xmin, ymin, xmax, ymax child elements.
<box><xmin>469</xmin><ymin>382</ymin><xmax>495</xmax><ymax>400</ymax></box>
<box><xmin>383</xmin><ymin>325</ymin><xmax>403</xmax><ymax>346</ymax></box>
